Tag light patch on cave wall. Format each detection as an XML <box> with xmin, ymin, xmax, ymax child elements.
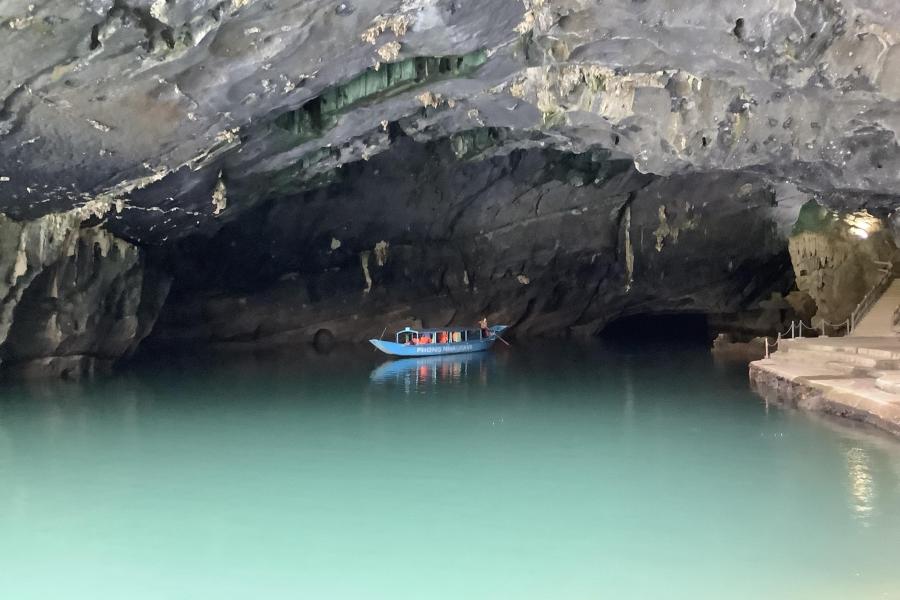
<box><xmin>653</xmin><ymin>205</ymin><xmax>697</xmax><ymax>252</ymax></box>
<box><xmin>361</xmin><ymin>13</ymin><xmax>414</xmax><ymax>44</ymax></box>
<box><xmin>787</xmin><ymin>199</ymin><xmax>896</xmax><ymax>323</ymax></box>
<box><xmin>844</xmin><ymin>211</ymin><xmax>882</xmax><ymax>240</ymax></box>
<box><xmin>377</xmin><ymin>41</ymin><xmax>402</xmax><ymax>64</ymax></box>
<box><xmin>150</xmin><ymin>0</ymin><xmax>169</xmax><ymax>23</ymax></box>
<box><xmin>12</xmin><ymin>237</ymin><xmax>28</xmax><ymax>285</ymax></box>
<box><xmin>230</xmin><ymin>0</ymin><xmax>254</xmax><ymax>12</ymax></box>
<box><xmin>361</xmin><ymin>251</ymin><xmax>373</xmax><ymax>293</ymax></box>
<box><xmin>0</xmin><ymin>210</ymin><xmax>143</xmax><ymax>353</ymax></box>
<box><xmin>374</xmin><ymin>241</ymin><xmax>390</xmax><ymax>266</ymax></box>
<box><xmin>624</xmin><ymin>204</ymin><xmax>634</xmax><ymax>291</ymax></box>
<box><xmin>212</xmin><ymin>173</ymin><xmax>227</xmax><ymax>216</ymax></box>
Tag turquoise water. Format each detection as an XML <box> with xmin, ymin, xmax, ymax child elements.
<box><xmin>1</xmin><ymin>343</ymin><xmax>899</xmax><ymax>599</ymax></box>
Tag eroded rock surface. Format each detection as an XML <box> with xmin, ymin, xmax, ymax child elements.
<box><xmin>789</xmin><ymin>201</ymin><xmax>897</xmax><ymax>325</ymax></box>
<box><xmin>0</xmin><ymin>0</ymin><xmax>898</xmax><ymax>370</ymax></box>
<box><xmin>148</xmin><ymin>138</ymin><xmax>794</xmax><ymax>346</ymax></box>
<box><xmin>0</xmin><ymin>0</ymin><xmax>898</xmax><ymax>241</ymax></box>
<box><xmin>0</xmin><ymin>208</ymin><xmax>170</xmax><ymax>377</ymax></box>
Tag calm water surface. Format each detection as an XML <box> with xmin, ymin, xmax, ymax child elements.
<box><xmin>1</xmin><ymin>343</ymin><xmax>899</xmax><ymax>599</ymax></box>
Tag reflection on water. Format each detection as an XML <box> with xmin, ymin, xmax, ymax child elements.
<box><xmin>369</xmin><ymin>353</ymin><xmax>492</xmax><ymax>391</ymax></box>
<box><xmin>846</xmin><ymin>446</ymin><xmax>875</xmax><ymax>525</ymax></box>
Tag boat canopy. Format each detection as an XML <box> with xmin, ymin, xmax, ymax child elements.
<box><xmin>394</xmin><ymin>326</ymin><xmax>485</xmax><ymax>344</ymax></box>
<box><xmin>396</xmin><ymin>326</ymin><xmax>475</xmax><ymax>335</ymax></box>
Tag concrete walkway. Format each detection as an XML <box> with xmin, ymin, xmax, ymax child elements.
<box><xmin>750</xmin><ymin>337</ymin><xmax>900</xmax><ymax>436</ymax></box>
<box><xmin>851</xmin><ymin>279</ymin><xmax>900</xmax><ymax>337</ymax></box>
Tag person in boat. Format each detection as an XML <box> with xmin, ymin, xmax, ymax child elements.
<box><xmin>438</xmin><ymin>331</ymin><xmax>449</xmax><ymax>344</ymax></box>
<box><xmin>479</xmin><ymin>317</ymin><xmax>489</xmax><ymax>339</ymax></box>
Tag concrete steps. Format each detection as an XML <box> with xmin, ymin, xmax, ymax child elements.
<box><xmin>824</xmin><ymin>361</ymin><xmax>872</xmax><ymax>377</ymax></box>
<box><xmin>776</xmin><ymin>345</ymin><xmax>899</xmax><ymax>370</ymax></box>
<box><xmin>752</xmin><ymin>336</ymin><xmax>900</xmax><ymax>436</ymax></box>
<box><xmin>779</xmin><ymin>338</ymin><xmax>900</xmax><ymax>360</ymax></box>
<box><xmin>767</xmin><ymin>338</ymin><xmax>900</xmax><ymax>394</ymax></box>
<box><xmin>876</xmin><ymin>371</ymin><xmax>900</xmax><ymax>395</ymax></box>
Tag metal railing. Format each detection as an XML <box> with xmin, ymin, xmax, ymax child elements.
<box><xmin>815</xmin><ymin>318</ymin><xmax>851</xmax><ymax>337</ymax></box>
<box><xmin>762</xmin><ymin>261</ymin><xmax>894</xmax><ymax>357</ymax></box>
<box><xmin>849</xmin><ymin>260</ymin><xmax>894</xmax><ymax>333</ymax></box>
<box><xmin>762</xmin><ymin>318</ymin><xmax>852</xmax><ymax>358</ymax></box>
<box><xmin>764</xmin><ymin>320</ymin><xmax>809</xmax><ymax>358</ymax></box>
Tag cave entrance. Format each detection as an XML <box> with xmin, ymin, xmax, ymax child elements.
<box><xmin>600</xmin><ymin>312</ymin><xmax>711</xmax><ymax>345</ymax></box>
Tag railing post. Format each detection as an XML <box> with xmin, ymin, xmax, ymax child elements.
<box><xmin>765</xmin><ymin>338</ymin><xmax>769</xmax><ymax>359</ymax></box>
<box><xmin>791</xmin><ymin>322</ymin><xmax>795</xmax><ymax>339</ymax></box>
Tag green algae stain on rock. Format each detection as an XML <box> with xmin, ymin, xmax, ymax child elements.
<box><xmin>275</xmin><ymin>51</ymin><xmax>488</xmax><ymax>141</ymax></box>
<box><xmin>450</xmin><ymin>128</ymin><xmax>508</xmax><ymax>160</ymax></box>
<box><xmin>791</xmin><ymin>199</ymin><xmax>841</xmax><ymax>236</ymax></box>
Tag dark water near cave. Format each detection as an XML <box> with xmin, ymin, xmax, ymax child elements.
<box><xmin>1</xmin><ymin>342</ymin><xmax>899</xmax><ymax>599</ymax></box>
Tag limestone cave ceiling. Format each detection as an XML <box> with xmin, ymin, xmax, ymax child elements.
<box><xmin>1</xmin><ymin>0</ymin><xmax>899</xmax><ymax>245</ymax></box>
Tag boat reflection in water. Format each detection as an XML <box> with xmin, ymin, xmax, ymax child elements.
<box><xmin>369</xmin><ymin>352</ymin><xmax>492</xmax><ymax>392</ymax></box>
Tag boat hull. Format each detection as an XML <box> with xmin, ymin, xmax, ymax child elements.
<box><xmin>369</xmin><ymin>338</ymin><xmax>496</xmax><ymax>357</ymax></box>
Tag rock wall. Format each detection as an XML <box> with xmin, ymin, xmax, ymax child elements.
<box><xmin>147</xmin><ymin>138</ymin><xmax>794</xmax><ymax>347</ymax></box>
<box><xmin>788</xmin><ymin>201</ymin><xmax>897</xmax><ymax>325</ymax></box>
<box><xmin>0</xmin><ymin>1</ymin><xmax>898</xmax><ymax>244</ymax></box>
<box><xmin>0</xmin><ymin>209</ymin><xmax>170</xmax><ymax>378</ymax></box>
<box><xmin>0</xmin><ymin>1</ymin><xmax>898</xmax><ymax>371</ymax></box>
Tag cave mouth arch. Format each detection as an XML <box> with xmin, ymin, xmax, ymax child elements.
<box><xmin>599</xmin><ymin>312</ymin><xmax>712</xmax><ymax>344</ymax></box>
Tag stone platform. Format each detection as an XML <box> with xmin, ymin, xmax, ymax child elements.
<box><xmin>749</xmin><ymin>337</ymin><xmax>900</xmax><ymax>437</ymax></box>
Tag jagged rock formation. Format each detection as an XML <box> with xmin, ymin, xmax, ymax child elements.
<box><xmin>2</xmin><ymin>0</ymin><xmax>899</xmax><ymax>237</ymax></box>
<box><xmin>0</xmin><ymin>207</ymin><xmax>169</xmax><ymax>377</ymax></box>
<box><xmin>0</xmin><ymin>0</ymin><xmax>898</xmax><ymax>373</ymax></box>
<box><xmin>789</xmin><ymin>201</ymin><xmax>897</xmax><ymax>325</ymax></box>
<box><xmin>147</xmin><ymin>139</ymin><xmax>793</xmax><ymax>346</ymax></box>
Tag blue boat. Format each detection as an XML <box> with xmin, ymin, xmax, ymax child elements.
<box><xmin>369</xmin><ymin>325</ymin><xmax>508</xmax><ymax>357</ymax></box>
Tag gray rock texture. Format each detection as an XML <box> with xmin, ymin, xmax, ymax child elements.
<box><xmin>1</xmin><ymin>0</ymin><xmax>898</xmax><ymax>240</ymax></box>
<box><xmin>0</xmin><ymin>207</ymin><xmax>170</xmax><ymax>377</ymax></box>
<box><xmin>147</xmin><ymin>138</ymin><xmax>793</xmax><ymax>346</ymax></box>
<box><xmin>789</xmin><ymin>201</ymin><xmax>896</xmax><ymax>325</ymax></box>
<box><xmin>0</xmin><ymin>0</ymin><xmax>898</xmax><ymax>367</ymax></box>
